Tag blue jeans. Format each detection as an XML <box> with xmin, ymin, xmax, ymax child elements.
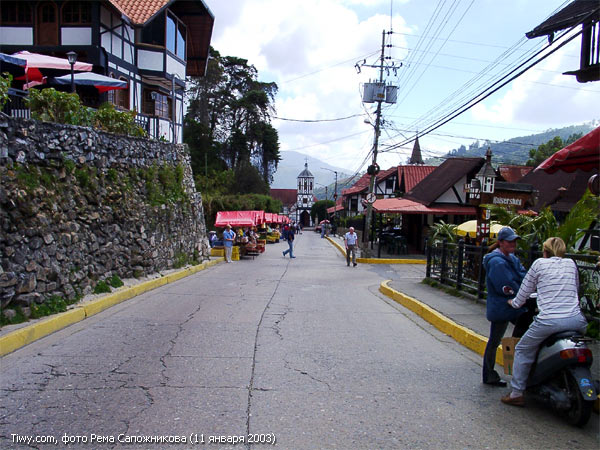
<box><xmin>483</xmin><ymin>321</ymin><xmax>509</xmax><ymax>383</ymax></box>
<box><xmin>283</xmin><ymin>239</ymin><xmax>294</xmax><ymax>257</ymax></box>
<box><xmin>482</xmin><ymin>300</ymin><xmax>536</xmax><ymax>383</ymax></box>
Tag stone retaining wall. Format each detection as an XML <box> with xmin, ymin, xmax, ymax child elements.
<box><xmin>0</xmin><ymin>116</ymin><xmax>209</xmax><ymax>318</ymax></box>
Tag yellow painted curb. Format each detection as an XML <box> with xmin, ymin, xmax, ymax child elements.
<box><xmin>0</xmin><ymin>308</ymin><xmax>85</xmax><ymax>357</ymax></box>
<box><xmin>0</xmin><ymin>258</ymin><xmax>224</xmax><ymax>357</ymax></box>
<box><xmin>325</xmin><ymin>236</ymin><xmax>426</xmax><ymax>264</ymax></box>
<box><xmin>379</xmin><ymin>280</ymin><xmax>503</xmax><ymax>366</ymax></box>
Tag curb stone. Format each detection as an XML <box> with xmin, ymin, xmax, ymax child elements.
<box><xmin>0</xmin><ymin>258</ymin><xmax>223</xmax><ymax>357</ymax></box>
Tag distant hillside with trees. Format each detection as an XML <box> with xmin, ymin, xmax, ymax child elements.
<box><xmin>426</xmin><ymin>122</ymin><xmax>597</xmax><ymax>165</ymax></box>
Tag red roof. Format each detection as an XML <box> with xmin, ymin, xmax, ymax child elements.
<box><xmin>270</xmin><ymin>189</ymin><xmax>297</xmax><ymax>206</ymax></box>
<box><xmin>109</xmin><ymin>0</ymin><xmax>170</xmax><ymax>25</ymax></box>
<box><xmin>108</xmin><ymin>0</ymin><xmax>214</xmax><ymax>77</ymax></box>
<box><xmin>399</xmin><ymin>165</ymin><xmax>437</xmax><ymax>192</ymax></box>
<box><xmin>499</xmin><ymin>165</ymin><xmax>533</xmax><ymax>182</ymax></box>
<box><xmin>373</xmin><ymin>198</ymin><xmax>476</xmax><ymax>215</ymax></box>
<box><xmin>342</xmin><ymin>173</ymin><xmax>371</xmax><ymax>196</ymax></box>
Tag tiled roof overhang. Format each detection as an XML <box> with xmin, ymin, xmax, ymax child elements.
<box><xmin>109</xmin><ymin>0</ymin><xmax>214</xmax><ymax>77</ymax></box>
<box><xmin>373</xmin><ymin>198</ymin><xmax>476</xmax><ymax>215</ymax></box>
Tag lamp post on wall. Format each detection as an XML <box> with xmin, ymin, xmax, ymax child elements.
<box><xmin>66</xmin><ymin>51</ymin><xmax>77</xmax><ymax>93</ymax></box>
<box><xmin>474</xmin><ymin>148</ymin><xmax>496</xmax><ymax>244</ymax></box>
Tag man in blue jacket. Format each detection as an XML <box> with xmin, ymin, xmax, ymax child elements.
<box><xmin>482</xmin><ymin>227</ymin><xmax>529</xmax><ymax>387</ymax></box>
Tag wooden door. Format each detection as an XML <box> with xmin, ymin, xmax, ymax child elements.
<box><xmin>36</xmin><ymin>2</ymin><xmax>58</xmax><ymax>46</ymax></box>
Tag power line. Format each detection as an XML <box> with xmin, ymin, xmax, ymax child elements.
<box><xmin>383</xmin><ymin>25</ymin><xmax>586</xmax><ymax>153</ymax></box>
<box><xmin>281</xmin><ymin>50</ymin><xmax>380</xmax><ymax>84</ymax></box>
<box><xmin>274</xmin><ymin>113</ymin><xmax>365</xmax><ymax>123</ymax></box>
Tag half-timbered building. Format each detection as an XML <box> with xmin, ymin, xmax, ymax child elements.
<box><xmin>0</xmin><ymin>0</ymin><xmax>214</xmax><ymax>142</ymax></box>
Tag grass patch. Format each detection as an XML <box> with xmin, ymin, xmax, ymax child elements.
<box><xmin>93</xmin><ymin>280</ymin><xmax>111</xmax><ymax>294</ymax></box>
<box><xmin>108</xmin><ymin>274</ymin><xmax>124</xmax><ymax>289</ymax></box>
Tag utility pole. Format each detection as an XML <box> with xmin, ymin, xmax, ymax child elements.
<box><xmin>321</xmin><ymin>167</ymin><xmax>338</xmax><ymax>217</ymax></box>
<box><xmin>362</xmin><ymin>30</ymin><xmax>387</xmax><ymax>256</ymax></box>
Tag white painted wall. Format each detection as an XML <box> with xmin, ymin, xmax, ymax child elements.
<box><xmin>111</xmin><ymin>34</ymin><xmax>122</xmax><ymax>59</ymax></box>
<box><xmin>138</xmin><ymin>49</ymin><xmax>163</xmax><ymax>71</ymax></box>
<box><xmin>166</xmin><ymin>55</ymin><xmax>185</xmax><ymax>80</ymax></box>
<box><xmin>436</xmin><ymin>176</ymin><xmax>468</xmax><ymax>203</ymax></box>
<box><xmin>61</xmin><ymin>27</ymin><xmax>92</xmax><ymax>45</ymax></box>
<box><xmin>101</xmin><ymin>27</ymin><xmax>110</xmax><ymax>50</ymax></box>
<box><xmin>0</xmin><ymin>27</ymin><xmax>33</xmax><ymax>45</ymax></box>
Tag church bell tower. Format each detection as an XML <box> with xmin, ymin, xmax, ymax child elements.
<box><xmin>296</xmin><ymin>161</ymin><xmax>314</xmax><ymax>226</ymax></box>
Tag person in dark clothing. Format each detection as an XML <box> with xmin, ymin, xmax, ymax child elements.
<box><xmin>282</xmin><ymin>225</ymin><xmax>296</xmax><ymax>258</ymax></box>
<box><xmin>481</xmin><ymin>227</ymin><xmax>534</xmax><ymax>387</ymax></box>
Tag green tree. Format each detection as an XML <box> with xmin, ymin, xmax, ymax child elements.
<box><xmin>526</xmin><ymin>133</ymin><xmax>582</xmax><ymax>167</ymax></box>
<box><xmin>311</xmin><ymin>200</ymin><xmax>335</xmax><ymax>223</ymax></box>
<box><xmin>488</xmin><ymin>190</ymin><xmax>599</xmax><ymax>252</ymax></box>
<box><xmin>0</xmin><ymin>72</ymin><xmax>13</xmax><ymax>109</ymax></box>
<box><xmin>185</xmin><ymin>48</ymin><xmax>281</xmax><ymax>191</ymax></box>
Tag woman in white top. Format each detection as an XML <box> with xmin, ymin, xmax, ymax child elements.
<box><xmin>501</xmin><ymin>237</ymin><xmax>587</xmax><ymax>407</ymax></box>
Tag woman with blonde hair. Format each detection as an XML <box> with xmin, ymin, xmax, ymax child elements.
<box><xmin>501</xmin><ymin>237</ymin><xmax>587</xmax><ymax>406</ymax></box>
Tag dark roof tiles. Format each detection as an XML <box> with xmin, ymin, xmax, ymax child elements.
<box><xmin>405</xmin><ymin>157</ymin><xmax>484</xmax><ymax>206</ymax></box>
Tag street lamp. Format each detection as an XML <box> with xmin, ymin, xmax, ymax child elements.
<box><xmin>315</xmin><ymin>183</ymin><xmax>328</xmax><ymax>201</ymax></box>
<box><xmin>66</xmin><ymin>51</ymin><xmax>77</xmax><ymax>93</ymax></box>
<box><xmin>320</xmin><ymin>167</ymin><xmax>338</xmax><ymax>201</ymax></box>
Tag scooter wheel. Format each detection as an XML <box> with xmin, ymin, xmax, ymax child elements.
<box><xmin>562</xmin><ymin>370</ymin><xmax>593</xmax><ymax>427</ymax></box>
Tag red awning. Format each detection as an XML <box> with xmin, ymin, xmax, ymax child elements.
<box><xmin>536</xmin><ymin>127</ymin><xmax>600</xmax><ymax>174</ymax></box>
<box><xmin>214</xmin><ymin>211</ymin><xmax>256</xmax><ymax>227</ymax></box>
<box><xmin>373</xmin><ymin>198</ymin><xmax>476</xmax><ymax>215</ymax></box>
<box><xmin>246</xmin><ymin>210</ymin><xmax>265</xmax><ymax>225</ymax></box>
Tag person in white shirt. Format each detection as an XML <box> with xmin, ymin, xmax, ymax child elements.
<box><xmin>344</xmin><ymin>227</ymin><xmax>358</xmax><ymax>267</ymax></box>
<box><xmin>501</xmin><ymin>237</ymin><xmax>587</xmax><ymax>407</ymax></box>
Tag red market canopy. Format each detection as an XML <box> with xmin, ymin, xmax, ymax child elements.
<box><xmin>214</xmin><ymin>211</ymin><xmax>256</xmax><ymax>227</ymax></box>
<box><xmin>247</xmin><ymin>210</ymin><xmax>265</xmax><ymax>226</ymax></box>
<box><xmin>535</xmin><ymin>126</ymin><xmax>600</xmax><ymax>174</ymax></box>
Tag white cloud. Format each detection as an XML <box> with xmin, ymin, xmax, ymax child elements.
<box><xmin>205</xmin><ymin>0</ymin><xmax>600</xmax><ymax>182</ymax></box>
<box><xmin>471</xmin><ymin>39</ymin><xmax>600</xmax><ymax>129</ymax></box>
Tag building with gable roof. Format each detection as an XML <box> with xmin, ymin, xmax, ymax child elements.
<box><xmin>0</xmin><ymin>0</ymin><xmax>214</xmax><ymax>142</ymax></box>
<box><xmin>270</xmin><ymin>162</ymin><xmax>318</xmax><ymax>226</ymax></box>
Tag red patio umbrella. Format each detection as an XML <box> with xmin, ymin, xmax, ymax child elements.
<box><xmin>11</xmin><ymin>51</ymin><xmax>93</xmax><ymax>84</ymax></box>
<box><xmin>535</xmin><ymin>127</ymin><xmax>600</xmax><ymax>174</ymax></box>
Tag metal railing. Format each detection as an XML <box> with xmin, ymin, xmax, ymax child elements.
<box><xmin>426</xmin><ymin>239</ymin><xmax>600</xmax><ymax>320</ymax></box>
<box><xmin>2</xmin><ymin>91</ymin><xmax>166</xmax><ymax>142</ymax></box>
<box><xmin>2</xmin><ymin>88</ymin><xmax>30</xmax><ymax>119</ymax></box>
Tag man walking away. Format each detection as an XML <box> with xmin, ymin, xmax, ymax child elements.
<box><xmin>282</xmin><ymin>225</ymin><xmax>296</xmax><ymax>258</ymax></box>
<box><xmin>344</xmin><ymin>227</ymin><xmax>358</xmax><ymax>267</ymax></box>
<box><xmin>223</xmin><ymin>224</ymin><xmax>236</xmax><ymax>263</ymax></box>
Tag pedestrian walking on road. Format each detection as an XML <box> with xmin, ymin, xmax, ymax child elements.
<box><xmin>481</xmin><ymin>227</ymin><xmax>532</xmax><ymax>387</ymax></box>
<box><xmin>223</xmin><ymin>224</ymin><xmax>236</xmax><ymax>263</ymax></box>
<box><xmin>282</xmin><ymin>224</ymin><xmax>296</xmax><ymax>258</ymax></box>
<box><xmin>344</xmin><ymin>227</ymin><xmax>358</xmax><ymax>267</ymax></box>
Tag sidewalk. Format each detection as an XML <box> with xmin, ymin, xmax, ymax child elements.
<box><xmin>325</xmin><ymin>234</ymin><xmax>598</xmax><ymax>382</ymax></box>
<box><xmin>376</xmin><ymin>250</ymin><xmax>600</xmax><ymax>385</ymax></box>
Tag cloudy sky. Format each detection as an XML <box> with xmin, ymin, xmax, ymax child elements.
<box><xmin>207</xmin><ymin>0</ymin><xmax>600</xmax><ymax>176</ymax></box>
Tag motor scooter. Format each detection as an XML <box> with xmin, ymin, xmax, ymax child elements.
<box><xmin>523</xmin><ymin>329</ymin><xmax>597</xmax><ymax>426</ymax></box>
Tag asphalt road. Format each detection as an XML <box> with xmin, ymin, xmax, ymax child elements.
<box><xmin>1</xmin><ymin>231</ymin><xmax>598</xmax><ymax>449</ymax></box>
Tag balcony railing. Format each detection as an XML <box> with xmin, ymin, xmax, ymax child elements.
<box><xmin>426</xmin><ymin>239</ymin><xmax>599</xmax><ymax>321</ymax></box>
<box><xmin>2</xmin><ymin>88</ymin><xmax>30</xmax><ymax>119</ymax></box>
<box><xmin>2</xmin><ymin>89</ymin><xmax>172</xmax><ymax>142</ymax></box>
